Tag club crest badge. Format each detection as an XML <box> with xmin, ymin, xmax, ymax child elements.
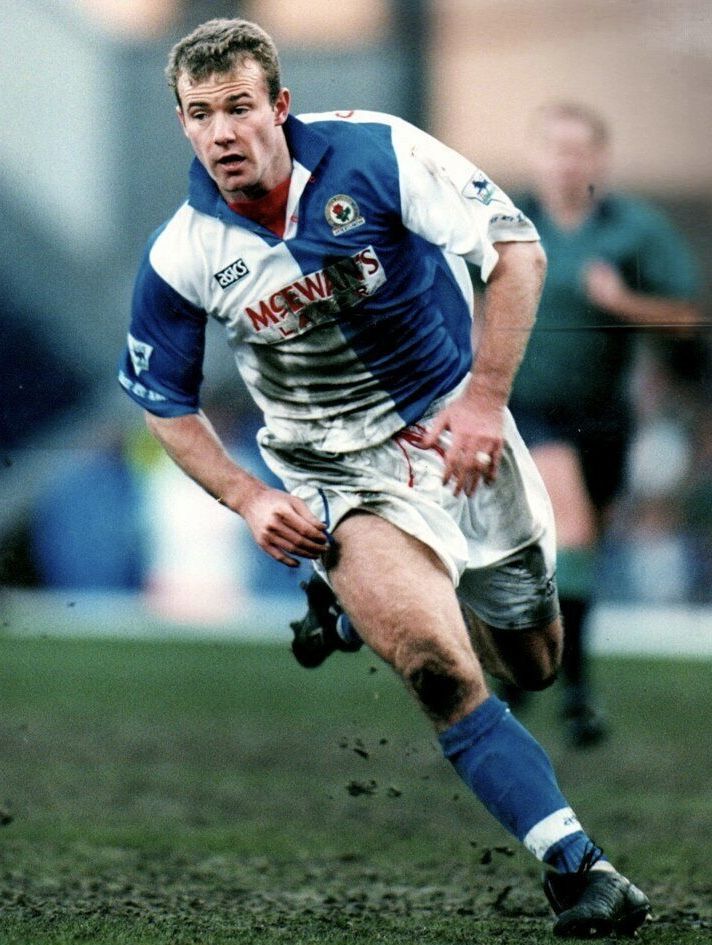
<box><xmin>325</xmin><ymin>194</ymin><xmax>365</xmax><ymax>235</ymax></box>
<box><xmin>127</xmin><ymin>333</ymin><xmax>154</xmax><ymax>376</ymax></box>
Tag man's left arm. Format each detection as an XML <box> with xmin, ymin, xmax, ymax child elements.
<box><xmin>585</xmin><ymin>202</ymin><xmax>702</xmax><ymax>330</ymax></box>
<box><xmin>585</xmin><ymin>262</ymin><xmax>701</xmax><ymax>329</ymax></box>
<box><xmin>422</xmin><ymin>240</ymin><xmax>547</xmax><ymax>496</ymax></box>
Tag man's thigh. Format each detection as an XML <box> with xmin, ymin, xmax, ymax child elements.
<box><xmin>464</xmin><ymin>605</ymin><xmax>563</xmax><ymax>690</ymax></box>
<box><xmin>328</xmin><ymin>511</ymin><xmax>483</xmax><ymax>680</ymax></box>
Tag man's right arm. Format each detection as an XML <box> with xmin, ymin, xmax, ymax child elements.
<box><xmin>145</xmin><ymin>410</ymin><xmax>328</xmax><ymax>567</ymax></box>
<box><xmin>122</xmin><ymin>240</ymin><xmax>328</xmax><ymax>567</ymax></box>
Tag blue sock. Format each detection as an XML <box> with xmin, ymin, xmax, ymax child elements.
<box><xmin>438</xmin><ymin>695</ymin><xmax>603</xmax><ymax>872</ymax></box>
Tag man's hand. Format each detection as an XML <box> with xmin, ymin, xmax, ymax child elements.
<box><xmin>144</xmin><ymin>410</ymin><xmax>329</xmax><ymax>567</ymax></box>
<box><xmin>239</xmin><ymin>485</ymin><xmax>329</xmax><ymax>567</ymax></box>
<box><xmin>421</xmin><ymin>393</ymin><xmax>505</xmax><ymax>497</ymax></box>
<box><xmin>584</xmin><ymin>261</ymin><xmax>628</xmax><ymax>313</ymax></box>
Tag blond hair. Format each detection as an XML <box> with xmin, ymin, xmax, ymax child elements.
<box><xmin>166</xmin><ymin>18</ymin><xmax>282</xmax><ymax>106</ymax></box>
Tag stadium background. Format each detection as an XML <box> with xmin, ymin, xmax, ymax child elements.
<box><xmin>1</xmin><ymin>0</ymin><xmax>710</xmax><ymax>646</ymax></box>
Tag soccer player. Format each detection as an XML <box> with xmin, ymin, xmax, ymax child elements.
<box><xmin>508</xmin><ymin>102</ymin><xmax>702</xmax><ymax>745</ymax></box>
<box><xmin>119</xmin><ymin>19</ymin><xmax>650</xmax><ymax>937</ymax></box>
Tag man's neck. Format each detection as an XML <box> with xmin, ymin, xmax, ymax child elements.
<box><xmin>228</xmin><ymin>174</ymin><xmax>292</xmax><ymax>238</ymax></box>
<box><xmin>540</xmin><ymin>191</ymin><xmax>597</xmax><ymax>231</ymax></box>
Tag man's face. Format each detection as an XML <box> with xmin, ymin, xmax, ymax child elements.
<box><xmin>176</xmin><ymin>58</ymin><xmax>291</xmax><ymax>201</ymax></box>
<box><xmin>530</xmin><ymin>116</ymin><xmax>608</xmax><ymax>203</ymax></box>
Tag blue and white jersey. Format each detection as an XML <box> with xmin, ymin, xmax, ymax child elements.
<box><xmin>119</xmin><ymin>110</ymin><xmax>539</xmax><ymax>453</ymax></box>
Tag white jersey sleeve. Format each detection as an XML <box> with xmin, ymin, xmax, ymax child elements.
<box><xmin>389</xmin><ymin>117</ymin><xmax>539</xmax><ymax>281</ymax></box>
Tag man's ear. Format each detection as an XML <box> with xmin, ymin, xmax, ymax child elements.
<box><xmin>176</xmin><ymin>104</ymin><xmax>188</xmax><ymax>136</ymax></box>
<box><xmin>274</xmin><ymin>87</ymin><xmax>291</xmax><ymax>126</ymax></box>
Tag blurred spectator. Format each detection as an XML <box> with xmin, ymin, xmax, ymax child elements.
<box><xmin>612</xmin><ymin>344</ymin><xmax>712</xmax><ymax>606</ymax></box>
<box><xmin>506</xmin><ymin>102</ymin><xmax>703</xmax><ymax>746</ymax></box>
<box><xmin>30</xmin><ymin>432</ymin><xmax>145</xmax><ymax>590</ymax></box>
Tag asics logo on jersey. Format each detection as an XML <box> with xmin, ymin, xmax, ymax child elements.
<box><xmin>243</xmin><ymin>246</ymin><xmax>385</xmax><ymax>341</ymax></box>
<box><xmin>214</xmin><ymin>256</ymin><xmax>250</xmax><ymax>289</ymax></box>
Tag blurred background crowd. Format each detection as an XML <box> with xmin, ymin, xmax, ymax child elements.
<box><xmin>1</xmin><ymin>0</ymin><xmax>710</xmax><ymax>626</ymax></box>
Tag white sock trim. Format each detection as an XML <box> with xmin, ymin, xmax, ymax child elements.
<box><xmin>523</xmin><ymin>806</ymin><xmax>582</xmax><ymax>861</ymax></box>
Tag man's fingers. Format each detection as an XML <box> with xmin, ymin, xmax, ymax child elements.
<box><xmin>457</xmin><ymin>467</ymin><xmax>483</xmax><ymax>497</ymax></box>
<box><xmin>265</xmin><ymin>523</ymin><xmax>329</xmax><ymax>565</ymax></box>
<box><xmin>243</xmin><ymin>488</ymin><xmax>331</xmax><ymax>565</ymax></box>
<box><xmin>484</xmin><ymin>452</ymin><xmax>500</xmax><ymax>484</ymax></box>
<box><xmin>421</xmin><ymin>415</ymin><xmax>446</xmax><ymax>449</ymax></box>
<box><xmin>284</xmin><ymin>516</ymin><xmax>328</xmax><ymax>541</ymax></box>
<box><xmin>265</xmin><ymin>543</ymin><xmax>300</xmax><ymax>568</ymax></box>
<box><xmin>279</xmin><ymin>527</ymin><xmax>329</xmax><ymax>557</ymax></box>
<box><xmin>445</xmin><ymin>457</ymin><xmax>480</xmax><ymax>497</ymax></box>
<box><xmin>287</xmin><ymin>495</ymin><xmax>329</xmax><ymax>532</ymax></box>
<box><xmin>263</xmin><ymin>510</ymin><xmax>329</xmax><ymax>560</ymax></box>
<box><xmin>443</xmin><ymin>442</ymin><xmax>502</xmax><ymax>495</ymax></box>
<box><xmin>475</xmin><ymin>447</ymin><xmax>500</xmax><ymax>485</ymax></box>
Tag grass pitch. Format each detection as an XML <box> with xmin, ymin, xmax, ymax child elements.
<box><xmin>1</xmin><ymin>627</ymin><xmax>711</xmax><ymax>944</ymax></box>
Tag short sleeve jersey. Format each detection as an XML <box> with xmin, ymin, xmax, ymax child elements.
<box><xmin>510</xmin><ymin>193</ymin><xmax>700</xmax><ymax>417</ymax></box>
<box><xmin>119</xmin><ymin>111</ymin><xmax>538</xmax><ymax>453</ymax></box>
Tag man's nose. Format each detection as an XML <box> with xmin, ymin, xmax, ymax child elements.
<box><xmin>213</xmin><ymin>111</ymin><xmax>237</xmax><ymax>144</ymax></box>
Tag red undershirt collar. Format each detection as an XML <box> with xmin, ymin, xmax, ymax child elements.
<box><xmin>228</xmin><ymin>176</ymin><xmax>292</xmax><ymax>238</ymax></box>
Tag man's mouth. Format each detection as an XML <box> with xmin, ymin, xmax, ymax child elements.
<box><xmin>217</xmin><ymin>154</ymin><xmax>245</xmax><ymax>169</ymax></box>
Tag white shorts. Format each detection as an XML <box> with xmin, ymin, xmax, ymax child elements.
<box><xmin>258</xmin><ymin>406</ymin><xmax>559</xmax><ymax>630</ymax></box>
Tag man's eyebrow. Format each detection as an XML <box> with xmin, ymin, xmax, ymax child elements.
<box><xmin>186</xmin><ymin>91</ymin><xmax>251</xmax><ymax>109</ymax></box>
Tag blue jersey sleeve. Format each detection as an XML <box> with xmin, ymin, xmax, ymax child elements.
<box><xmin>118</xmin><ymin>240</ymin><xmax>207</xmax><ymax>417</ymax></box>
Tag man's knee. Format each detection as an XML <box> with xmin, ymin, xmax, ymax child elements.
<box><xmin>408</xmin><ymin>660</ymin><xmax>467</xmax><ymax>720</ymax></box>
<box><xmin>510</xmin><ymin>662</ymin><xmax>559</xmax><ymax>692</ymax></box>
<box><xmin>489</xmin><ymin>618</ymin><xmax>563</xmax><ymax>692</ymax></box>
<box><xmin>397</xmin><ymin>641</ymin><xmax>480</xmax><ymax>723</ymax></box>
